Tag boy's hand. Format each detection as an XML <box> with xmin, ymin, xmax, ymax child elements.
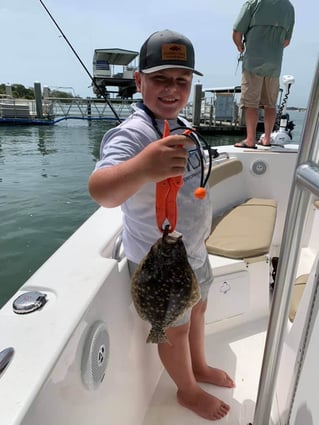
<box><xmin>88</xmin><ymin>134</ymin><xmax>191</xmax><ymax>208</ymax></box>
<box><xmin>141</xmin><ymin>134</ymin><xmax>190</xmax><ymax>182</ymax></box>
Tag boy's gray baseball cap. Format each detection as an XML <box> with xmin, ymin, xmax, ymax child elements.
<box><xmin>139</xmin><ymin>29</ymin><xmax>203</xmax><ymax>76</ymax></box>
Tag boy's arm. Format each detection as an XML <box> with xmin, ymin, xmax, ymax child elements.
<box><xmin>88</xmin><ymin>134</ymin><xmax>189</xmax><ymax>208</ymax></box>
<box><xmin>88</xmin><ymin>157</ymin><xmax>148</xmax><ymax>208</ymax></box>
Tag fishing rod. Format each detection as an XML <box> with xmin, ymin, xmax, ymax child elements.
<box><xmin>38</xmin><ymin>0</ymin><xmax>122</xmax><ymax>123</ymax></box>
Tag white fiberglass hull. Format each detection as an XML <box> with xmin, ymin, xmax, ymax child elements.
<box><xmin>1</xmin><ymin>144</ymin><xmax>319</xmax><ymax>425</ymax></box>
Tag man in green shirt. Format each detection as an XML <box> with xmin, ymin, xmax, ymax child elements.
<box><xmin>233</xmin><ymin>0</ymin><xmax>295</xmax><ymax>148</ymax></box>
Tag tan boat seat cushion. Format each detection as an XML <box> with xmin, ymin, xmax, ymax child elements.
<box><xmin>208</xmin><ymin>158</ymin><xmax>243</xmax><ymax>187</ymax></box>
<box><xmin>206</xmin><ymin>198</ymin><xmax>277</xmax><ymax>259</ymax></box>
<box><xmin>289</xmin><ymin>274</ymin><xmax>309</xmax><ymax>322</ymax></box>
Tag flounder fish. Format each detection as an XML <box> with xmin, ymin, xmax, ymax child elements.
<box><xmin>131</xmin><ymin>225</ymin><xmax>200</xmax><ymax>344</ymax></box>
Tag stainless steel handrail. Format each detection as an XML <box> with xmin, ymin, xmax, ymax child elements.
<box><xmin>112</xmin><ymin>230</ymin><xmax>123</xmax><ymax>262</ymax></box>
<box><xmin>253</xmin><ymin>58</ymin><xmax>319</xmax><ymax>425</ymax></box>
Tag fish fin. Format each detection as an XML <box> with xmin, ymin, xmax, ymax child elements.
<box><xmin>146</xmin><ymin>327</ymin><xmax>168</xmax><ymax>344</ymax></box>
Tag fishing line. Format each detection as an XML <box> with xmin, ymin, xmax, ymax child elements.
<box><xmin>38</xmin><ymin>0</ymin><xmax>122</xmax><ymax>123</ymax></box>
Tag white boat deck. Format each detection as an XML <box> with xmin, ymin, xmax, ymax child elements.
<box><xmin>142</xmin><ymin>319</ymin><xmax>268</xmax><ymax>425</ymax></box>
<box><xmin>4</xmin><ymin>132</ymin><xmax>319</xmax><ymax>424</ymax></box>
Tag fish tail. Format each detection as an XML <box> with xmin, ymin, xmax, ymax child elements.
<box><xmin>146</xmin><ymin>327</ymin><xmax>168</xmax><ymax>344</ymax></box>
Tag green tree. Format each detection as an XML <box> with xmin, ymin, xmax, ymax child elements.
<box><xmin>0</xmin><ymin>83</ymin><xmax>75</xmax><ymax>99</ymax></box>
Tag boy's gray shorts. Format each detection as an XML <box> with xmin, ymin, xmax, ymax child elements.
<box><xmin>128</xmin><ymin>255</ymin><xmax>213</xmax><ymax>327</ymax></box>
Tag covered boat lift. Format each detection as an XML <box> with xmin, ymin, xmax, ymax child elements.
<box><xmin>93</xmin><ymin>48</ymin><xmax>139</xmax><ymax>99</ymax></box>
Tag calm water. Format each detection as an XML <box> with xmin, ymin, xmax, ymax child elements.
<box><xmin>0</xmin><ymin>111</ymin><xmax>306</xmax><ymax>307</ymax></box>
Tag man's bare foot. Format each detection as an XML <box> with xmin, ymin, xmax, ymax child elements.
<box><xmin>194</xmin><ymin>366</ymin><xmax>235</xmax><ymax>388</ymax></box>
<box><xmin>177</xmin><ymin>387</ymin><xmax>230</xmax><ymax>420</ymax></box>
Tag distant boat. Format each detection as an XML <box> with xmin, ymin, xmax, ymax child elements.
<box><xmin>92</xmin><ymin>48</ymin><xmax>139</xmax><ymax>99</ymax></box>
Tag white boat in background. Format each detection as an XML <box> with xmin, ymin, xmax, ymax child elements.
<box><xmin>92</xmin><ymin>48</ymin><xmax>139</xmax><ymax>99</ymax></box>
<box><xmin>0</xmin><ymin>60</ymin><xmax>319</xmax><ymax>425</ymax></box>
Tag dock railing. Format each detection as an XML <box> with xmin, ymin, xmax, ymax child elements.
<box><xmin>0</xmin><ymin>96</ymin><xmax>136</xmax><ymax>122</ymax></box>
<box><xmin>49</xmin><ymin>97</ymin><xmax>134</xmax><ymax>122</ymax></box>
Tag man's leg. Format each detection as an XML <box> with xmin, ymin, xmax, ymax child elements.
<box><xmin>234</xmin><ymin>107</ymin><xmax>258</xmax><ymax>147</ymax></box>
<box><xmin>243</xmin><ymin>107</ymin><xmax>259</xmax><ymax>146</ymax></box>
<box><xmin>262</xmin><ymin>107</ymin><xmax>277</xmax><ymax>145</ymax></box>
<box><xmin>235</xmin><ymin>70</ymin><xmax>261</xmax><ymax>148</ymax></box>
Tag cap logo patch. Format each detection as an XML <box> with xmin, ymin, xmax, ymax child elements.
<box><xmin>161</xmin><ymin>44</ymin><xmax>187</xmax><ymax>62</ymax></box>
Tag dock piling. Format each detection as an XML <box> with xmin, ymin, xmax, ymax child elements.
<box><xmin>192</xmin><ymin>83</ymin><xmax>202</xmax><ymax>127</ymax></box>
<box><xmin>34</xmin><ymin>82</ymin><xmax>43</xmax><ymax>119</ymax></box>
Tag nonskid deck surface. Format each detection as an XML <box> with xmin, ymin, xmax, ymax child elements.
<box><xmin>142</xmin><ymin>318</ymin><xmax>268</xmax><ymax>425</ymax></box>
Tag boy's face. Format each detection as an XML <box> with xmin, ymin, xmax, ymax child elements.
<box><xmin>135</xmin><ymin>68</ymin><xmax>193</xmax><ymax>120</ymax></box>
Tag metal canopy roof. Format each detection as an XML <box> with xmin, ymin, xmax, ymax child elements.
<box><xmin>94</xmin><ymin>48</ymin><xmax>139</xmax><ymax>66</ymax></box>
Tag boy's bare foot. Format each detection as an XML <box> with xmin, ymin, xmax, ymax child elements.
<box><xmin>194</xmin><ymin>366</ymin><xmax>235</xmax><ymax>387</ymax></box>
<box><xmin>177</xmin><ymin>387</ymin><xmax>230</xmax><ymax>420</ymax></box>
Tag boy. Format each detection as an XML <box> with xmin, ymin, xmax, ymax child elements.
<box><xmin>88</xmin><ymin>29</ymin><xmax>234</xmax><ymax>421</ymax></box>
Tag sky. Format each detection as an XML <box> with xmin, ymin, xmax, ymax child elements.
<box><xmin>1</xmin><ymin>0</ymin><xmax>318</xmax><ymax>108</ymax></box>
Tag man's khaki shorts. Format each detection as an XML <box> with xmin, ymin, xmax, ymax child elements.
<box><xmin>240</xmin><ymin>70</ymin><xmax>279</xmax><ymax>109</ymax></box>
